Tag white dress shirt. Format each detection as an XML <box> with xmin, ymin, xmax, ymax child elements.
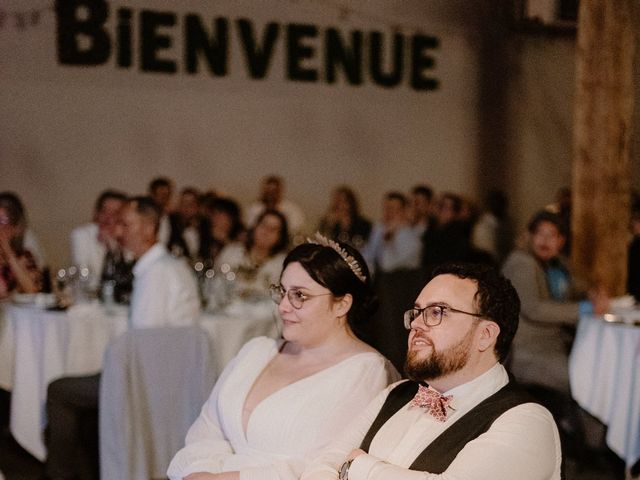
<box><xmin>129</xmin><ymin>243</ymin><xmax>201</xmax><ymax>329</ymax></box>
<box><xmin>167</xmin><ymin>337</ymin><xmax>399</xmax><ymax>480</ymax></box>
<box><xmin>302</xmin><ymin>363</ymin><xmax>562</xmax><ymax>480</ymax></box>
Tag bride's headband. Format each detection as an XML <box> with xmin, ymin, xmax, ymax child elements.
<box><xmin>307</xmin><ymin>232</ymin><xmax>367</xmax><ymax>283</ymax></box>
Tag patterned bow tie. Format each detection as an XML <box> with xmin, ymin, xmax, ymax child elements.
<box><xmin>409</xmin><ymin>384</ymin><xmax>453</xmax><ymax>422</ymax></box>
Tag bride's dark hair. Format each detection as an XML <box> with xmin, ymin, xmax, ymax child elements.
<box><xmin>281</xmin><ymin>241</ymin><xmax>377</xmax><ymax>341</ymax></box>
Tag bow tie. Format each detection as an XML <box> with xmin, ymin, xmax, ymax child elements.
<box><xmin>409</xmin><ymin>384</ymin><xmax>453</xmax><ymax>422</ymax></box>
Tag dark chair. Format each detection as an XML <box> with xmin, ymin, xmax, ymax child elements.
<box><xmin>371</xmin><ymin>268</ymin><xmax>424</xmax><ymax>374</ymax></box>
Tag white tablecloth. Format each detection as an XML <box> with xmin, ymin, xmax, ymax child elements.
<box><xmin>0</xmin><ymin>301</ymin><xmax>15</xmax><ymax>390</ymax></box>
<box><xmin>7</xmin><ymin>302</ymin><xmax>127</xmax><ymax>461</ymax></box>
<box><xmin>2</xmin><ymin>299</ymin><xmax>279</xmax><ymax>461</ymax></box>
<box><xmin>569</xmin><ymin>313</ymin><xmax>640</xmax><ymax>468</ymax></box>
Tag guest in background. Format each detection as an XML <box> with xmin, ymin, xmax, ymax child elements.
<box><xmin>70</xmin><ymin>189</ymin><xmax>128</xmax><ymax>291</ymax></box>
<box><xmin>215</xmin><ymin>209</ymin><xmax>289</xmax><ymax>299</ymax></box>
<box><xmin>0</xmin><ymin>193</ymin><xmax>42</xmax><ymax>298</ymax></box>
<box><xmin>408</xmin><ymin>184</ymin><xmax>435</xmax><ymax>236</ymax></box>
<box><xmin>501</xmin><ymin>210</ymin><xmax>611</xmax><ymax>463</ymax></box>
<box><xmin>167</xmin><ymin>238</ymin><xmax>398</xmax><ymax>480</ymax></box>
<box><xmin>472</xmin><ymin>189</ymin><xmax>512</xmax><ymax>264</ymax></box>
<box><xmin>148</xmin><ymin>176</ymin><xmax>174</xmax><ymax>215</ymax></box>
<box><xmin>45</xmin><ymin>196</ymin><xmax>201</xmax><ymax>480</ymax></box>
<box><xmin>122</xmin><ymin>196</ymin><xmax>201</xmax><ymax>328</ymax></box>
<box><xmin>627</xmin><ymin>207</ymin><xmax>640</xmax><ymax>301</ymax></box>
<box><xmin>201</xmin><ymin>196</ymin><xmax>244</xmax><ymax>267</ymax></box>
<box><xmin>168</xmin><ymin>187</ymin><xmax>208</xmax><ymax>262</ymax></box>
<box><xmin>0</xmin><ymin>191</ymin><xmax>48</xmax><ymax>267</ymax></box>
<box><xmin>421</xmin><ymin>192</ymin><xmax>472</xmax><ymax>279</ymax></box>
<box><xmin>362</xmin><ymin>192</ymin><xmax>421</xmax><ymax>276</ymax></box>
<box><xmin>318</xmin><ymin>185</ymin><xmax>371</xmax><ymax>250</ymax></box>
<box><xmin>245</xmin><ymin>175</ymin><xmax>306</xmax><ymax>235</ymax></box>
<box><xmin>501</xmin><ymin>210</ymin><xmax>608</xmax><ymax>393</ymax></box>
<box><xmin>199</xmin><ymin>190</ymin><xmax>219</xmax><ymax>220</ymax></box>
<box><xmin>148</xmin><ymin>176</ymin><xmax>174</xmax><ymax>245</ymax></box>
<box><xmin>546</xmin><ymin>186</ymin><xmax>572</xmax><ymax>256</ymax></box>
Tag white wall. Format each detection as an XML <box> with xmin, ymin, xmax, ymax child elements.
<box><xmin>1</xmin><ymin>0</ymin><xmax>638</xmax><ymax>267</ymax></box>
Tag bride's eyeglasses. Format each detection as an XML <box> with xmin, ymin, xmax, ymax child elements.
<box><xmin>269</xmin><ymin>284</ymin><xmax>332</xmax><ymax>309</ymax></box>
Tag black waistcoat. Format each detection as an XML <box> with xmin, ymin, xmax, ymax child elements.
<box><xmin>360</xmin><ymin>379</ymin><xmax>560</xmax><ymax>475</ymax></box>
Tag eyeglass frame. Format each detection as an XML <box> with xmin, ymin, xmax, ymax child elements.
<box><xmin>269</xmin><ymin>284</ymin><xmax>333</xmax><ymax>309</ymax></box>
<box><xmin>403</xmin><ymin>303</ymin><xmax>484</xmax><ymax>330</ymax></box>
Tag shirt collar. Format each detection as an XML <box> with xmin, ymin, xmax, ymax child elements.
<box><xmin>132</xmin><ymin>243</ymin><xmax>167</xmax><ymax>277</ymax></box>
<box><xmin>440</xmin><ymin>363</ymin><xmax>508</xmax><ymax>410</ymax></box>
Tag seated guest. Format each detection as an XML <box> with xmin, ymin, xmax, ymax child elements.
<box><xmin>122</xmin><ymin>196</ymin><xmax>201</xmax><ymax>328</ymax></box>
<box><xmin>546</xmin><ymin>187</ymin><xmax>572</xmax><ymax>256</ymax></box>
<box><xmin>201</xmin><ymin>196</ymin><xmax>244</xmax><ymax>267</ymax></box>
<box><xmin>70</xmin><ymin>189</ymin><xmax>128</xmax><ymax>289</ymax></box>
<box><xmin>45</xmin><ymin>197</ymin><xmax>201</xmax><ymax>480</ymax></box>
<box><xmin>502</xmin><ymin>210</ymin><xmax>608</xmax><ymax>394</ymax></box>
<box><xmin>472</xmin><ymin>189</ymin><xmax>512</xmax><ymax>264</ymax></box>
<box><xmin>421</xmin><ymin>192</ymin><xmax>473</xmax><ymax>279</ymax></box>
<box><xmin>0</xmin><ymin>192</ymin><xmax>42</xmax><ymax>298</ymax></box>
<box><xmin>167</xmin><ymin>236</ymin><xmax>399</xmax><ymax>480</ymax></box>
<box><xmin>362</xmin><ymin>192</ymin><xmax>421</xmax><ymax>276</ymax></box>
<box><xmin>302</xmin><ymin>263</ymin><xmax>562</xmax><ymax>480</ymax></box>
<box><xmin>168</xmin><ymin>187</ymin><xmax>208</xmax><ymax>262</ymax></box>
<box><xmin>148</xmin><ymin>176</ymin><xmax>175</xmax><ymax>245</ymax></box>
<box><xmin>408</xmin><ymin>184</ymin><xmax>435</xmax><ymax>236</ymax></box>
<box><xmin>0</xmin><ymin>191</ymin><xmax>48</xmax><ymax>267</ymax></box>
<box><xmin>318</xmin><ymin>185</ymin><xmax>372</xmax><ymax>250</ymax></box>
<box><xmin>215</xmin><ymin>209</ymin><xmax>289</xmax><ymax>299</ymax></box>
<box><xmin>245</xmin><ymin>175</ymin><xmax>306</xmax><ymax>235</ymax></box>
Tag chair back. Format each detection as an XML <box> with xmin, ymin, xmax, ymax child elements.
<box><xmin>99</xmin><ymin>326</ymin><xmax>216</xmax><ymax>480</ymax></box>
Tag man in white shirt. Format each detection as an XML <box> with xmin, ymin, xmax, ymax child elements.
<box><xmin>45</xmin><ymin>197</ymin><xmax>200</xmax><ymax>480</ymax></box>
<box><xmin>302</xmin><ymin>263</ymin><xmax>562</xmax><ymax>480</ymax></box>
<box><xmin>121</xmin><ymin>196</ymin><xmax>201</xmax><ymax>328</ymax></box>
<box><xmin>70</xmin><ymin>189</ymin><xmax>128</xmax><ymax>289</ymax></box>
<box><xmin>244</xmin><ymin>175</ymin><xmax>306</xmax><ymax>235</ymax></box>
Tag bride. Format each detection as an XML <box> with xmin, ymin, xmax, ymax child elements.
<box><xmin>168</xmin><ymin>235</ymin><xmax>398</xmax><ymax>480</ymax></box>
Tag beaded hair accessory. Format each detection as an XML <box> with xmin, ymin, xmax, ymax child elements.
<box><xmin>307</xmin><ymin>232</ymin><xmax>367</xmax><ymax>283</ymax></box>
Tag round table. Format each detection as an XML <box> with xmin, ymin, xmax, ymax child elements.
<box><xmin>569</xmin><ymin>312</ymin><xmax>640</xmax><ymax>469</ymax></box>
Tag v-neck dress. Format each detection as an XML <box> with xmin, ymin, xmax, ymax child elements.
<box><xmin>167</xmin><ymin>336</ymin><xmax>398</xmax><ymax>480</ymax></box>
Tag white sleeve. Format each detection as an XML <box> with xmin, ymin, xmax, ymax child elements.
<box><xmin>301</xmin><ymin>384</ymin><xmax>398</xmax><ymax>480</ymax></box>
<box><xmin>348</xmin><ymin>403</ymin><xmax>561</xmax><ymax>480</ymax></box>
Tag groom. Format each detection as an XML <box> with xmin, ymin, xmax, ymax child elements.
<box><xmin>302</xmin><ymin>263</ymin><xmax>562</xmax><ymax>480</ymax></box>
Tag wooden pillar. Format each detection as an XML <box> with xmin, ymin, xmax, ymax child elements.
<box><xmin>572</xmin><ymin>0</ymin><xmax>637</xmax><ymax>294</ymax></box>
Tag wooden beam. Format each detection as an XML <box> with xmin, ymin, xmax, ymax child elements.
<box><xmin>572</xmin><ymin>0</ymin><xmax>637</xmax><ymax>294</ymax></box>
